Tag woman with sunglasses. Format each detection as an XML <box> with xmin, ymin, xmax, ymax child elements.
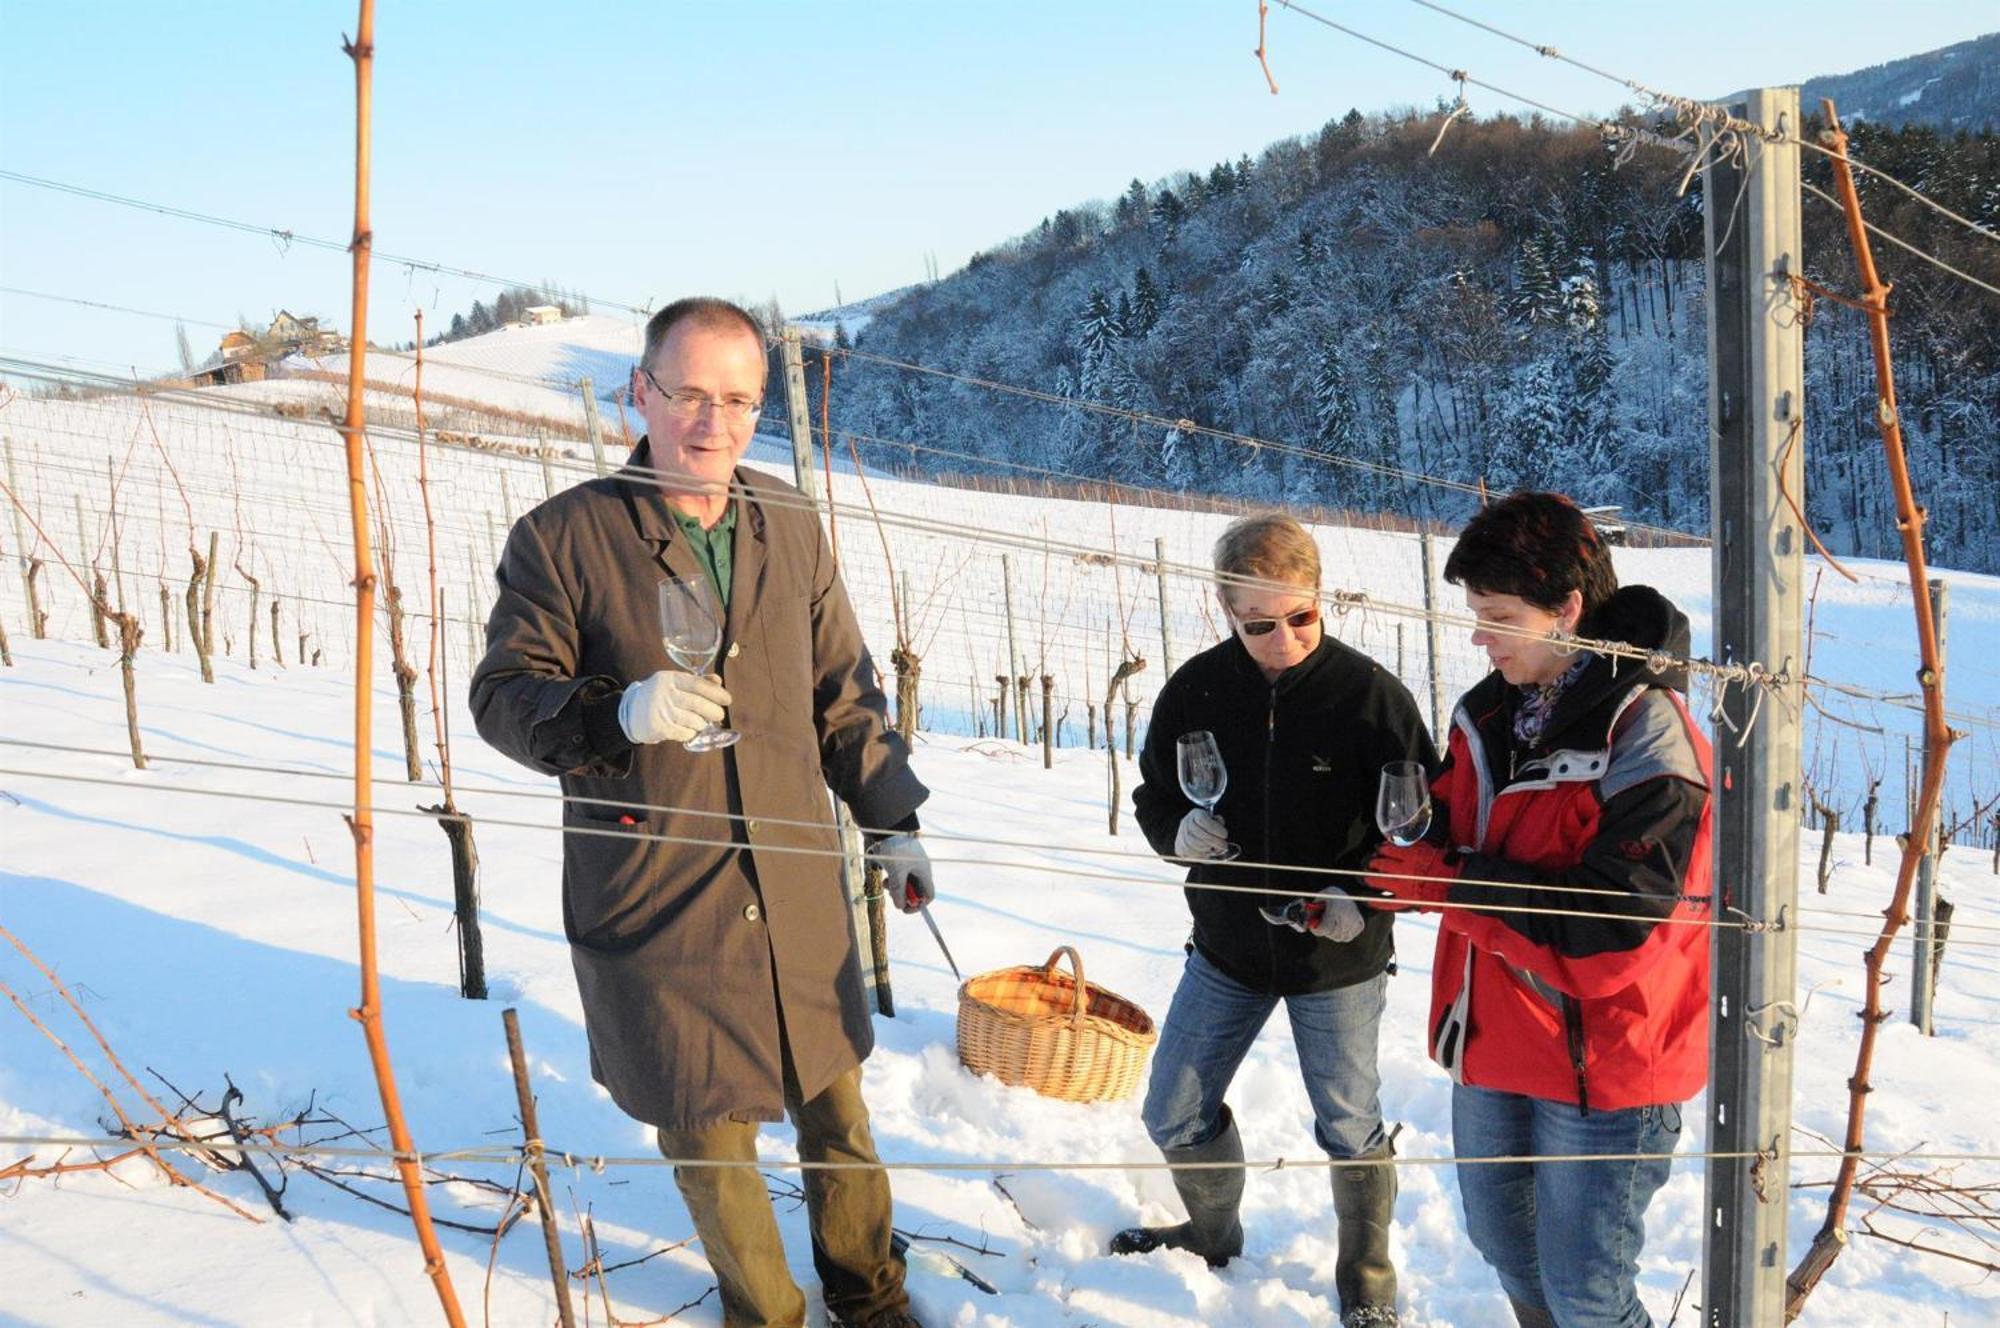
<box><xmin>1363</xmin><ymin>491</ymin><xmax>1713</xmax><ymax>1328</ymax></box>
<box><xmin>1118</xmin><ymin>513</ymin><xmax>1434</xmax><ymax>1328</ymax></box>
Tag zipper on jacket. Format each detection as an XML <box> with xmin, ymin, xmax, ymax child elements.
<box><xmin>1562</xmin><ymin>994</ymin><xmax>1591</xmax><ymax>1116</ymax></box>
<box><xmin>1263</xmin><ymin>681</ymin><xmax>1279</xmax><ymax>988</ymax></box>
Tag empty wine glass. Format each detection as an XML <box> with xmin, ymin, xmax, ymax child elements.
<box><xmin>1176</xmin><ymin>730</ymin><xmax>1240</xmax><ymax>862</ymax></box>
<box><xmin>658</xmin><ymin>575</ymin><xmax>740</xmax><ymax>752</ymax></box>
<box><xmin>1377</xmin><ymin>760</ymin><xmax>1433</xmax><ymax>847</ymax></box>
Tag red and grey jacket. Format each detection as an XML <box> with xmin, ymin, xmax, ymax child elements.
<box><xmin>1423</xmin><ymin>585</ymin><xmax>1713</xmax><ymax>1112</ymax></box>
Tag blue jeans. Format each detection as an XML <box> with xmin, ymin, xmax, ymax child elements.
<box><xmin>1142</xmin><ymin>948</ymin><xmax>1388</xmax><ymax>1159</ymax></box>
<box><xmin>1453</xmin><ymin>1083</ymin><xmax>1681</xmax><ymax>1328</ymax></box>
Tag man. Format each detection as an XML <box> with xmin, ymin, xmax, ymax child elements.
<box><xmin>471</xmin><ymin>297</ymin><xmax>930</xmax><ymax>1328</ymax></box>
<box><xmin>1121</xmin><ymin>513</ymin><xmax>1435</xmax><ymax>1328</ymax></box>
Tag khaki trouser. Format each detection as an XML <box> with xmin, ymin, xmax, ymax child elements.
<box><xmin>658</xmin><ymin>1065</ymin><xmax>906</xmax><ymax>1328</ymax></box>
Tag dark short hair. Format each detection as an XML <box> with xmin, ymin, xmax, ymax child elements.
<box><xmin>1443</xmin><ymin>491</ymin><xmax>1618</xmax><ymax>617</ymax></box>
<box><xmin>638</xmin><ymin>297</ymin><xmax>765</xmax><ymax>373</ymax></box>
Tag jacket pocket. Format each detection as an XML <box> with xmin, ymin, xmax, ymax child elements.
<box><xmin>757</xmin><ymin>592</ymin><xmax>814</xmax><ymax>716</ymax></box>
<box><xmin>561</xmin><ymin>805</ymin><xmax>661</xmax><ymax>948</ymax></box>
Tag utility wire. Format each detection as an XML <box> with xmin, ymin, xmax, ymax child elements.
<box><xmin>1384</xmin><ymin>0</ymin><xmax>2000</xmax><ymax>245</ymax></box>
<box><xmin>1801</xmin><ymin>182</ymin><xmax>2000</xmax><ymax>298</ymax></box>
<box><xmin>1266</xmin><ymin>0</ymin><xmax>1708</xmax><ymax>157</ymax></box>
<box><xmin>0</xmin><ymin>168</ymin><xmax>651</xmax><ymax>317</ymax></box>
<box><xmin>1274</xmin><ymin>0</ymin><xmax>2000</xmax><ymax>307</ymax></box>
<box><xmin>1793</xmin><ymin>137</ymin><xmax>2000</xmax><ymax>246</ymax></box>
<box><xmin>7</xmin><ymin>734</ymin><xmax>1992</xmax><ymax>934</ymax></box>
<box><xmin>1</xmin><ymin>1132</ymin><xmax>1992</xmax><ymax>1175</ymax></box>
<box><xmin>5</xmin><ymin>406</ymin><xmax>1975</xmax><ymax>726</ymax></box>
<box><xmin>5</xmin><ymin>353</ymin><xmax>1989</xmax><ymax>727</ymax></box>
<box><xmin>15</xmin><ymin>758</ymin><xmax>2000</xmax><ymax>949</ymax></box>
<box><xmin>0</xmin><ymin>286</ymin><xmax>238</xmax><ymax>331</ymax></box>
<box><xmin>0</xmin><ymin>761</ymin><xmax>1771</xmax><ymax>933</ymax></box>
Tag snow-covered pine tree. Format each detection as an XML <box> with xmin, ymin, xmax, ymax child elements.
<box><xmin>1560</xmin><ymin>263</ymin><xmax>1602</xmax><ymax>336</ymax></box>
<box><xmin>1511</xmin><ymin>237</ymin><xmax>1562</xmax><ymax>329</ymax></box>
<box><xmin>1076</xmin><ymin>289</ymin><xmax>1122</xmax><ymax>395</ymax></box>
<box><xmin>1115</xmin><ymin>178</ymin><xmax>1148</xmax><ymax>229</ymax></box>
<box><xmin>1131</xmin><ymin>268</ymin><xmax>1160</xmax><ymax>337</ymax></box>
<box><xmin>1297</xmin><ymin>225</ymin><xmax>1321</xmax><ymax>266</ymax></box>
<box><xmin>1311</xmin><ymin>342</ymin><xmax>1357</xmax><ymax>452</ymax></box>
<box><xmin>1262</xmin><ymin>271</ymin><xmax>1297</xmax><ymax>317</ymax></box>
<box><xmin>1495</xmin><ymin>357</ymin><xmax>1564</xmax><ymax>490</ymax></box>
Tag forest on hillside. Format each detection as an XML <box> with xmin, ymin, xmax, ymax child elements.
<box><xmin>807</xmin><ymin>109</ymin><xmax>1999</xmax><ymax>572</ymax></box>
<box><xmin>1796</xmin><ymin>32</ymin><xmax>1999</xmax><ymax>135</ymax></box>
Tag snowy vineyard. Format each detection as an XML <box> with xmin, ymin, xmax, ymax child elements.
<box><xmin>1</xmin><ymin>324</ymin><xmax>1998</xmax><ymax>1326</ymax></box>
<box><xmin>4</xmin><ymin>316</ymin><xmax>1993</xmax><ymax>838</ymax></box>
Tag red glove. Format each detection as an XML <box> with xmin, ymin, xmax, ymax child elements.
<box><xmin>1363</xmin><ymin>842</ymin><xmax>1459</xmax><ymax>912</ymax></box>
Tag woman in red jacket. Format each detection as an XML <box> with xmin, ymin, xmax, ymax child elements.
<box><xmin>1365</xmin><ymin>492</ymin><xmax>1712</xmax><ymax>1328</ymax></box>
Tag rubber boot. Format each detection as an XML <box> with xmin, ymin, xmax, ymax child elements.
<box><xmin>1109</xmin><ymin>1106</ymin><xmax>1245</xmax><ymax>1267</ymax></box>
<box><xmin>1331</xmin><ymin>1141</ymin><xmax>1400</xmax><ymax>1327</ymax></box>
<box><xmin>1509</xmin><ymin>1299</ymin><xmax>1558</xmax><ymax>1328</ymax></box>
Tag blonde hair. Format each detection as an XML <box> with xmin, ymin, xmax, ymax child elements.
<box><xmin>1213</xmin><ymin>513</ymin><xmax>1320</xmax><ymax>598</ymax></box>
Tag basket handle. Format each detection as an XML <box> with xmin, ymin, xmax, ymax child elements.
<box><xmin>1042</xmin><ymin>946</ymin><xmax>1088</xmax><ymax>1028</ymax></box>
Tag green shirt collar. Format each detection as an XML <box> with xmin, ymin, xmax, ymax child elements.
<box><xmin>669</xmin><ymin>501</ymin><xmax>736</xmax><ymax>609</ymax></box>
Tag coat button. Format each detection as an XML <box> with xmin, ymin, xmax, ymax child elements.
<box><xmin>746</xmin><ymin>819</ymin><xmax>760</xmax><ymax>833</ymax></box>
<box><xmin>728</xmin><ymin>642</ymin><xmax>741</xmax><ymax>658</ymax></box>
<box><xmin>743</xmin><ymin>903</ymin><xmax>761</xmax><ymax>922</ymax></box>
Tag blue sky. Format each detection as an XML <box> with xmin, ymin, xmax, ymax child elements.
<box><xmin>1</xmin><ymin>1</ymin><xmax>1992</xmax><ymax>375</ymax></box>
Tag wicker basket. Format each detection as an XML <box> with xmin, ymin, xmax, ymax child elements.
<box><xmin>956</xmin><ymin>945</ymin><xmax>1158</xmax><ymax>1103</ymax></box>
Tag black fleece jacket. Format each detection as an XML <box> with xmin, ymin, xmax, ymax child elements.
<box><xmin>1135</xmin><ymin>634</ymin><xmax>1438</xmax><ymax>995</ymax></box>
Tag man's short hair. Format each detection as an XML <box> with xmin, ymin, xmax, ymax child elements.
<box><xmin>1213</xmin><ymin>513</ymin><xmax>1321</xmax><ymax>595</ymax></box>
<box><xmin>638</xmin><ymin>297</ymin><xmax>766</xmax><ymax>373</ymax></box>
<box><xmin>1443</xmin><ymin>490</ymin><xmax>1618</xmax><ymax>617</ymax></box>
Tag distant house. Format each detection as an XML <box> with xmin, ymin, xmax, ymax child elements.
<box><xmin>267</xmin><ymin>309</ymin><xmax>345</xmax><ymax>356</ymax></box>
<box><xmin>199</xmin><ymin>311</ymin><xmax>337</xmax><ymax>387</ymax></box>
<box><xmin>522</xmin><ymin>304</ymin><xmax>563</xmax><ymax>326</ymax></box>
<box><xmin>189</xmin><ymin>358</ymin><xmax>267</xmax><ymax>387</ymax></box>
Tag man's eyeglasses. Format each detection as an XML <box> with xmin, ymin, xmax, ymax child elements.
<box><xmin>1234</xmin><ymin>605</ymin><xmax>1321</xmax><ymax>637</ymax></box>
<box><xmin>640</xmin><ymin>366</ymin><xmax>762</xmax><ymax>425</ymax></box>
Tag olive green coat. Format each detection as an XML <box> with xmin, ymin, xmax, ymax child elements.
<box><xmin>471</xmin><ymin>443</ymin><xmax>925</xmax><ymax>1130</ymax></box>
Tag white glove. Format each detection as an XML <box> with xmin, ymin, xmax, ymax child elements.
<box><xmin>868</xmin><ymin>833</ymin><xmax>934</xmax><ymax>913</ymax></box>
<box><xmin>1174</xmin><ymin>808</ymin><xmax>1230</xmax><ymax>860</ymax></box>
<box><xmin>1297</xmin><ymin>890</ymin><xmax>1366</xmax><ymax>943</ymax></box>
<box><xmin>617</xmin><ymin>671</ymin><xmax>732</xmax><ymax>745</ymax></box>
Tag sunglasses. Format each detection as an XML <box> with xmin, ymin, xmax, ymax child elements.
<box><xmin>1235</xmin><ymin>605</ymin><xmax>1321</xmax><ymax>637</ymax></box>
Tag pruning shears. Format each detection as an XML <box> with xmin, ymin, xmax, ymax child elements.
<box><xmin>1258</xmin><ymin>897</ymin><xmax>1326</xmax><ymax>932</ymax></box>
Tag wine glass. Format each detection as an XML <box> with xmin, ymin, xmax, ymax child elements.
<box><xmin>658</xmin><ymin>575</ymin><xmax>740</xmax><ymax>752</ymax></box>
<box><xmin>1176</xmin><ymin>730</ymin><xmax>1240</xmax><ymax>862</ymax></box>
<box><xmin>1377</xmin><ymin>760</ymin><xmax>1433</xmax><ymax>847</ymax></box>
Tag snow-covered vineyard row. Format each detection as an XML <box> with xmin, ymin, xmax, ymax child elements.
<box><xmin>4</xmin><ymin>323</ymin><xmax>1994</xmax><ymax>833</ymax></box>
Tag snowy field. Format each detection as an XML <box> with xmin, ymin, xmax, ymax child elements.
<box><xmin>2</xmin><ymin>637</ymin><xmax>1996</xmax><ymax>1327</ymax></box>
<box><xmin>2</xmin><ymin>327</ymin><xmax>1996</xmax><ymax>1326</ymax></box>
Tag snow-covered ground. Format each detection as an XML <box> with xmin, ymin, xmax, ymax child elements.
<box><xmin>2</xmin><ymin>328</ymin><xmax>1995</xmax><ymax>1325</ymax></box>
<box><xmin>326</xmin><ymin>311</ymin><xmax>652</xmax><ymax>422</ymax></box>
<box><xmin>2</xmin><ymin>635</ymin><xmax>1994</xmax><ymax>1327</ymax></box>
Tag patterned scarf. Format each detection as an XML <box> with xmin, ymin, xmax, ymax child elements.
<box><xmin>1512</xmin><ymin>654</ymin><xmax>1592</xmax><ymax>750</ymax></box>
